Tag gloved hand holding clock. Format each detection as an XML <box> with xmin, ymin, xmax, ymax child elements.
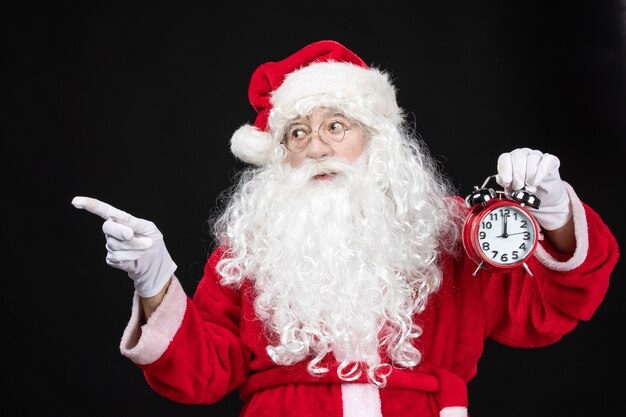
<box><xmin>496</xmin><ymin>147</ymin><xmax>575</xmax><ymax>254</ymax></box>
<box><xmin>462</xmin><ymin>147</ymin><xmax>576</xmax><ymax>276</ymax></box>
<box><xmin>495</xmin><ymin>147</ymin><xmax>572</xmax><ymax>231</ymax></box>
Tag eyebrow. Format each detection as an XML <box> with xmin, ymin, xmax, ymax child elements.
<box><xmin>286</xmin><ymin>111</ymin><xmax>348</xmax><ymax>130</ymax></box>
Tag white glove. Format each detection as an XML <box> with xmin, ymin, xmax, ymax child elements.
<box><xmin>72</xmin><ymin>196</ymin><xmax>177</xmax><ymax>298</ymax></box>
<box><xmin>495</xmin><ymin>148</ymin><xmax>572</xmax><ymax>230</ymax></box>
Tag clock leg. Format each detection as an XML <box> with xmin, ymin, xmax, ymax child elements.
<box><xmin>472</xmin><ymin>261</ymin><xmax>485</xmax><ymax>276</ymax></box>
<box><xmin>522</xmin><ymin>262</ymin><xmax>534</xmax><ymax>277</ymax></box>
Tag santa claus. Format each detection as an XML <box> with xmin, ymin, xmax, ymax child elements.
<box><xmin>73</xmin><ymin>40</ymin><xmax>619</xmax><ymax>417</ymax></box>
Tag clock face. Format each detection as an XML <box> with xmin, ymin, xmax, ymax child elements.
<box><xmin>476</xmin><ymin>204</ymin><xmax>537</xmax><ymax>266</ymax></box>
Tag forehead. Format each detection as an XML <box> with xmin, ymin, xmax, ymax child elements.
<box><xmin>289</xmin><ymin>107</ymin><xmax>348</xmax><ymax>124</ymax></box>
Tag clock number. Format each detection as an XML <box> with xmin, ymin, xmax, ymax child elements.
<box><xmin>488</xmin><ymin>213</ymin><xmax>498</xmax><ymax>221</ymax></box>
<box><xmin>498</xmin><ymin>208</ymin><xmax>510</xmax><ymax>216</ymax></box>
<box><xmin>523</xmin><ymin>232</ymin><xmax>530</xmax><ymax>240</ymax></box>
<box><xmin>519</xmin><ymin>243</ymin><xmax>527</xmax><ymax>250</ymax></box>
<box><xmin>491</xmin><ymin>251</ymin><xmax>499</xmax><ymax>259</ymax></box>
<box><xmin>481</xmin><ymin>221</ymin><xmax>492</xmax><ymax>229</ymax></box>
<box><xmin>512</xmin><ymin>251</ymin><xmax>519</xmax><ymax>260</ymax></box>
<box><xmin>482</xmin><ymin>242</ymin><xmax>490</xmax><ymax>250</ymax></box>
<box><xmin>500</xmin><ymin>253</ymin><xmax>508</xmax><ymax>262</ymax></box>
<box><xmin>520</xmin><ymin>220</ymin><xmax>527</xmax><ymax>228</ymax></box>
<box><xmin>479</xmin><ymin>231</ymin><xmax>486</xmax><ymax>239</ymax></box>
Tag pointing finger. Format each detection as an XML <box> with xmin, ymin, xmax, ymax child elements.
<box><xmin>72</xmin><ymin>196</ymin><xmax>130</xmax><ymax>222</ymax></box>
<box><xmin>72</xmin><ymin>196</ymin><xmax>162</xmax><ymax>237</ymax></box>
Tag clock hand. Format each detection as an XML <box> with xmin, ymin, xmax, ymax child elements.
<box><xmin>497</xmin><ymin>214</ymin><xmax>509</xmax><ymax>238</ymax></box>
<box><xmin>506</xmin><ymin>231</ymin><xmax>529</xmax><ymax>236</ymax></box>
<box><xmin>503</xmin><ymin>213</ymin><xmax>508</xmax><ymax>237</ymax></box>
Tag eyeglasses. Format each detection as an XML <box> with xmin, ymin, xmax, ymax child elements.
<box><xmin>281</xmin><ymin>119</ymin><xmax>353</xmax><ymax>152</ymax></box>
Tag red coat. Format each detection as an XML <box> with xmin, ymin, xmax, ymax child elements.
<box><xmin>120</xmin><ymin>188</ymin><xmax>618</xmax><ymax>417</ymax></box>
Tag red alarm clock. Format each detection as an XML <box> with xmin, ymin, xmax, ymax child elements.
<box><xmin>462</xmin><ymin>175</ymin><xmax>541</xmax><ymax>277</ymax></box>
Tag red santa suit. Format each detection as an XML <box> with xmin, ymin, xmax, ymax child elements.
<box><xmin>119</xmin><ymin>184</ymin><xmax>618</xmax><ymax>417</ymax></box>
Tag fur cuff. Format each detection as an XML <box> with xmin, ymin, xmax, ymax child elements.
<box><xmin>440</xmin><ymin>406</ymin><xmax>468</xmax><ymax>417</ymax></box>
<box><xmin>534</xmin><ymin>182</ymin><xmax>588</xmax><ymax>271</ymax></box>
<box><xmin>119</xmin><ymin>275</ymin><xmax>187</xmax><ymax>365</ymax></box>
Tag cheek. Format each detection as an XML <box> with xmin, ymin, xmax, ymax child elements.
<box><xmin>288</xmin><ymin>151</ymin><xmax>305</xmax><ymax>168</ymax></box>
<box><xmin>340</xmin><ymin>138</ymin><xmax>367</xmax><ymax>162</ymax></box>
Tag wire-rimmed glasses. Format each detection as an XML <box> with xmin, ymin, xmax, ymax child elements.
<box><xmin>281</xmin><ymin>119</ymin><xmax>353</xmax><ymax>152</ymax></box>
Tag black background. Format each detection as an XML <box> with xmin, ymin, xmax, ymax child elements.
<box><xmin>3</xmin><ymin>1</ymin><xmax>625</xmax><ymax>416</ymax></box>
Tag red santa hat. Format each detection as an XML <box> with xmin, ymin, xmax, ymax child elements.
<box><xmin>230</xmin><ymin>40</ymin><xmax>402</xmax><ymax>165</ymax></box>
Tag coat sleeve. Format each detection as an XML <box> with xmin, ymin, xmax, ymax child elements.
<box><xmin>119</xmin><ymin>246</ymin><xmax>251</xmax><ymax>404</ymax></box>
<box><xmin>479</xmin><ymin>183</ymin><xmax>619</xmax><ymax>347</ymax></box>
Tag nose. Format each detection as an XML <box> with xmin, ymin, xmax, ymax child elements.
<box><xmin>305</xmin><ymin>132</ymin><xmax>332</xmax><ymax>160</ymax></box>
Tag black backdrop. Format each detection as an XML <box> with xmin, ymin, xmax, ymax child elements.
<box><xmin>4</xmin><ymin>1</ymin><xmax>625</xmax><ymax>416</ymax></box>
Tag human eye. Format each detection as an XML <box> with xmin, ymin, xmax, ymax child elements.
<box><xmin>325</xmin><ymin>120</ymin><xmax>346</xmax><ymax>138</ymax></box>
<box><xmin>289</xmin><ymin>127</ymin><xmax>310</xmax><ymax>143</ymax></box>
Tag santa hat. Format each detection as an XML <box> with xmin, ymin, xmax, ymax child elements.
<box><xmin>230</xmin><ymin>40</ymin><xmax>402</xmax><ymax>165</ymax></box>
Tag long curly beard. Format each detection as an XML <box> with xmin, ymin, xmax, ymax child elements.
<box><xmin>212</xmin><ymin>136</ymin><xmax>462</xmax><ymax>386</ymax></box>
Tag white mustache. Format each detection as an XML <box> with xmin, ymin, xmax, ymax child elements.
<box><xmin>285</xmin><ymin>159</ymin><xmax>356</xmax><ymax>187</ymax></box>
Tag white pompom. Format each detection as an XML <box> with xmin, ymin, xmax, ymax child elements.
<box><xmin>230</xmin><ymin>124</ymin><xmax>275</xmax><ymax>166</ymax></box>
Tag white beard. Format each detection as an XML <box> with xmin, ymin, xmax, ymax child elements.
<box><xmin>255</xmin><ymin>157</ymin><xmax>393</xmax><ymax>367</ymax></box>
<box><xmin>214</xmin><ymin>146</ymin><xmax>460</xmax><ymax>385</ymax></box>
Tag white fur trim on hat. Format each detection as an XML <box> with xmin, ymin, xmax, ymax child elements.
<box><xmin>230</xmin><ymin>124</ymin><xmax>275</xmax><ymax>165</ymax></box>
<box><xmin>268</xmin><ymin>61</ymin><xmax>401</xmax><ymax>133</ymax></box>
<box><xmin>231</xmin><ymin>61</ymin><xmax>401</xmax><ymax>166</ymax></box>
